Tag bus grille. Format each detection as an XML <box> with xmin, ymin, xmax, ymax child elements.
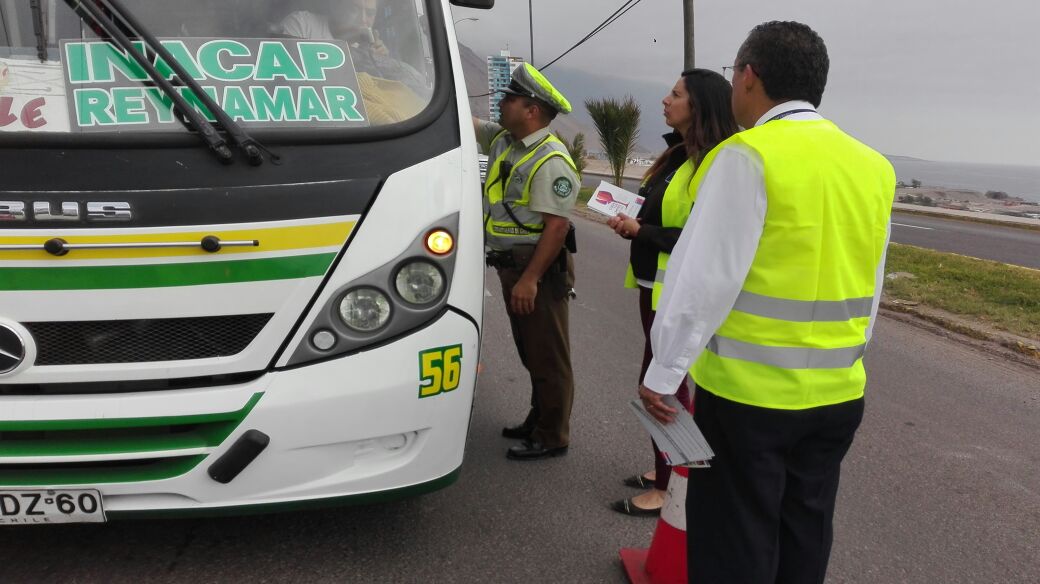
<box><xmin>0</xmin><ymin>393</ymin><xmax>262</xmax><ymax>486</ymax></box>
<box><xmin>24</xmin><ymin>314</ymin><xmax>273</xmax><ymax>365</ymax></box>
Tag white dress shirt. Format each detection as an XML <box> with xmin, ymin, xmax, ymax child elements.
<box><xmin>642</xmin><ymin>101</ymin><xmax>892</xmax><ymax>395</ymax></box>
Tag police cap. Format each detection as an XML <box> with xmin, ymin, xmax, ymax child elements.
<box><xmin>499</xmin><ymin>63</ymin><xmax>572</xmax><ymax>115</ymax></box>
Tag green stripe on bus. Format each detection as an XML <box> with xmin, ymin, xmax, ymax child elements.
<box><xmin>0</xmin><ymin>455</ymin><xmax>207</xmax><ymax>486</ymax></box>
<box><xmin>0</xmin><ymin>253</ymin><xmax>337</xmax><ymax>290</ymax></box>
<box><xmin>0</xmin><ymin>394</ymin><xmax>263</xmax><ymax>485</ymax></box>
<box><xmin>0</xmin><ymin>393</ymin><xmax>263</xmax><ymax>433</ymax></box>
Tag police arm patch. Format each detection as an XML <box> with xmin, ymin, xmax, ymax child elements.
<box><xmin>552</xmin><ymin>177</ymin><xmax>574</xmax><ymax>198</ymax></box>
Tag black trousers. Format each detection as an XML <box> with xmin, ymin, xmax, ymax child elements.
<box><xmin>686</xmin><ymin>386</ymin><xmax>864</xmax><ymax>584</ymax></box>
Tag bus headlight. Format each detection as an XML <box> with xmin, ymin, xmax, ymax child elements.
<box><xmin>285</xmin><ymin>213</ymin><xmax>461</xmax><ymax>367</ymax></box>
<box><xmin>395</xmin><ymin>261</ymin><xmax>444</xmax><ymax>305</ymax></box>
<box><xmin>338</xmin><ymin>288</ymin><xmax>391</xmax><ymax>332</ymax></box>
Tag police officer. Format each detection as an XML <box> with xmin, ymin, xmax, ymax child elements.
<box><xmin>473</xmin><ymin>63</ymin><xmax>579</xmax><ymax>460</ymax></box>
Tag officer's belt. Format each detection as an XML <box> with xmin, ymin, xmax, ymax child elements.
<box><xmin>486</xmin><ymin>247</ymin><xmax>568</xmax><ymax>271</ymax></box>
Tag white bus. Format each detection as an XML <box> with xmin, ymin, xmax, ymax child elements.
<box><xmin>0</xmin><ymin>0</ymin><xmax>490</xmax><ymax>522</ymax></box>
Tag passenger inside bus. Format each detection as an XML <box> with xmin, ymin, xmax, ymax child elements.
<box><xmin>276</xmin><ymin>0</ymin><xmax>430</xmax><ymax>124</ymax></box>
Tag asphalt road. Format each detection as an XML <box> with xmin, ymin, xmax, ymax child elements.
<box><xmin>582</xmin><ymin>173</ymin><xmax>1040</xmax><ymax>269</ymax></box>
<box><xmin>889</xmin><ymin>212</ymin><xmax>1040</xmax><ymax>269</ymax></box>
<box><xmin>1</xmin><ymin>218</ymin><xmax>1037</xmax><ymax>583</ymax></box>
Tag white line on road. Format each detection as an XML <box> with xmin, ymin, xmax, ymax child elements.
<box><xmin>892</xmin><ymin>222</ymin><xmax>934</xmax><ymax>230</ymax></box>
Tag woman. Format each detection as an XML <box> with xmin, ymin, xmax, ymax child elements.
<box><xmin>607</xmin><ymin>69</ymin><xmax>737</xmax><ymax>516</ymax></box>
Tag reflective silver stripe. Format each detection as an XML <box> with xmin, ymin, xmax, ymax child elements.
<box><xmin>733</xmin><ymin>291</ymin><xmax>874</xmax><ymax>322</ymax></box>
<box><xmin>655</xmin><ymin>269</ymin><xmax>666</xmax><ymax>284</ymax></box>
<box><xmin>705</xmin><ymin>335</ymin><xmax>865</xmax><ymax>369</ymax></box>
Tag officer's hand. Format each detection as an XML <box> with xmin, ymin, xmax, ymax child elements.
<box><xmin>639</xmin><ymin>384</ymin><xmax>678</xmax><ymax>424</ymax></box>
<box><xmin>611</xmin><ymin>213</ymin><xmax>640</xmax><ymax>239</ymax></box>
<box><xmin>510</xmin><ymin>275</ymin><xmax>538</xmax><ymax>315</ymax></box>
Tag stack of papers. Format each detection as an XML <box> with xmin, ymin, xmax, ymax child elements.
<box><xmin>629</xmin><ymin>394</ymin><xmax>714</xmax><ymax>468</ymax></box>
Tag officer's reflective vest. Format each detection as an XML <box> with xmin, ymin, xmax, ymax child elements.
<box><xmin>483</xmin><ymin>129</ymin><xmax>576</xmax><ymax>250</ymax></box>
<box><xmin>690</xmin><ymin>119</ymin><xmax>895</xmax><ymax>410</ymax></box>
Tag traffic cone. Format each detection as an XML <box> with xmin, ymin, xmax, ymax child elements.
<box><xmin>619</xmin><ymin>465</ymin><xmax>689</xmax><ymax>584</ymax></box>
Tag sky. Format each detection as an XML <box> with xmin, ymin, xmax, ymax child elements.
<box><xmin>450</xmin><ymin>0</ymin><xmax>1040</xmax><ymax>167</ymax></box>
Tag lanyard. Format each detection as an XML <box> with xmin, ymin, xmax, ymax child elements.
<box><xmin>765</xmin><ymin>108</ymin><xmax>816</xmax><ymax>124</ymax></box>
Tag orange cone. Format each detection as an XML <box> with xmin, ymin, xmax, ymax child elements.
<box><xmin>619</xmin><ymin>465</ymin><xmax>689</xmax><ymax>584</ymax></box>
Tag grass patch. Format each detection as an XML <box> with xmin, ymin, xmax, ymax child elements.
<box><xmin>578</xmin><ymin>186</ymin><xmax>594</xmax><ymax>205</ymax></box>
<box><xmin>884</xmin><ymin>243</ymin><xmax>1040</xmax><ymax>339</ymax></box>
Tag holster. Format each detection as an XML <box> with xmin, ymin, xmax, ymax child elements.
<box><xmin>564</xmin><ymin>221</ymin><xmax>577</xmax><ymax>254</ymax></box>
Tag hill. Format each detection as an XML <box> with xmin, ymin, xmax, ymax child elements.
<box><xmin>457</xmin><ymin>43</ymin><xmax>634</xmax><ymax>153</ymax></box>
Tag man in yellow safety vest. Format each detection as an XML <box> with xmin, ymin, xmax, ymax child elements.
<box><xmin>639</xmin><ymin>21</ymin><xmax>895</xmax><ymax>583</ymax></box>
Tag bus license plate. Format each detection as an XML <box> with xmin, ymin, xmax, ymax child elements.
<box><xmin>0</xmin><ymin>490</ymin><xmax>106</xmax><ymax>525</ymax></box>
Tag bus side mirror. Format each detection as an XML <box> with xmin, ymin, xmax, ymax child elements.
<box><xmin>449</xmin><ymin>0</ymin><xmax>494</xmax><ymax>9</ymax></box>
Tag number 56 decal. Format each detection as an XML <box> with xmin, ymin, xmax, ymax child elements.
<box><xmin>418</xmin><ymin>344</ymin><xmax>463</xmax><ymax>398</ymax></box>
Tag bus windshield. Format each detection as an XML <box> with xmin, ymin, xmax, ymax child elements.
<box><xmin>0</xmin><ymin>0</ymin><xmax>436</xmax><ymax>134</ymax></box>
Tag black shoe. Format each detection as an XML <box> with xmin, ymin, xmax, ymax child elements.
<box><xmin>506</xmin><ymin>440</ymin><xmax>568</xmax><ymax>460</ymax></box>
<box><xmin>622</xmin><ymin>474</ymin><xmax>655</xmax><ymax>489</ymax></box>
<box><xmin>501</xmin><ymin>423</ymin><xmax>534</xmax><ymax>440</ymax></box>
<box><xmin>610</xmin><ymin>497</ymin><xmax>661</xmax><ymax>517</ymax></box>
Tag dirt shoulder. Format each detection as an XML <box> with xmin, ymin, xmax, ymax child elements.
<box><xmin>881</xmin><ymin>299</ymin><xmax>1040</xmax><ymax>369</ymax></box>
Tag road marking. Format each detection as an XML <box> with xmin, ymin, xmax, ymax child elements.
<box><xmin>892</xmin><ymin>222</ymin><xmax>934</xmax><ymax>230</ymax></box>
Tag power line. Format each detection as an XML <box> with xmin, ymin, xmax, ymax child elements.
<box><xmin>467</xmin><ymin>0</ymin><xmax>645</xmax><ymax>98</ymax></box>
<box><xmin>539</xmin><ymin>0</ymin><xmax>644</xmax><ymax>72</ymax></box>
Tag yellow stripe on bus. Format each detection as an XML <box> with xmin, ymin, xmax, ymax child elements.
<box><xmin>0</xmin><ymin>221</ymin><xmax>356</xmax><ymax>261</ymax></box>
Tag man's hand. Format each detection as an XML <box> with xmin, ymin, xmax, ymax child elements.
<box><xmin>371</xmin><ymin>37</ymin><xmax>389</xmax><ymax>56</ymax></box>
<box><xmin>510</xmin><ymin>274</ymin><xmax>538</xmax><ymax>315</ymax></box>
<box><xmin>639</xmin><ymin>384</ymin><xmax>678</xmax><ymax>424</ymax></box>
<box><xmin>509</xmin><ymin>213</ymin><xmax>568</xmax><ymax>316</ymax></box>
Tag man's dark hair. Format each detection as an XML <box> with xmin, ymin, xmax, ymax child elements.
<box><xmin>736</xmin><ymin>21</ymin><xmax>829</xmax><ymax>107</ymax></box>
<box><xmin>522</xmin><ymin>96</ymin><xmax>558</xmax><ymax>122</ymax></box>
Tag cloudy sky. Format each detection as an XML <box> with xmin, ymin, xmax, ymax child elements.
<box><xmin>450</xmin><ymin>0</ymin><xmax>1039</xmax><ymax>167</ymax></box>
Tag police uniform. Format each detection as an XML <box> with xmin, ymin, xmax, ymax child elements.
<box><xmin>476</xmin><ymin>64</ymin><xmax>579</xmax><ymax>459</ymax></box>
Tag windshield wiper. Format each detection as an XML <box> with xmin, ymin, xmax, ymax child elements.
<box><xmin>63</xmin><ymin>0</ymin><xmax>233</xmax><ymax>163</ymax></box>
<box><xmin>30</xmin><ymin>0</ymin><xmax>48</xmax><ymax>62</ymax></box>
<box><xmin>63</xmin><ymin>0</ymin><xmax>275</xmax><ymax>165</ymax></box>
<box><xmin>102</xmin><ymin>0</ymin><xmax>273</xmax><ymax>165</ymax></box>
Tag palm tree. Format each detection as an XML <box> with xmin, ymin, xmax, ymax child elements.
<box><xmin>585</xmin><ymin>96</ymin><xmax>640</xmax><ymax>187</ymax></box>
<box><xmin>559</xmin><ymin>132</ymin><xmax>587</xmax><ymax>178</ymax></box>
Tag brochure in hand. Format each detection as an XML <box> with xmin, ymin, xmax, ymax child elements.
<box><xmin>587</xmin><ymin>180</ymin><xmax>644</xmax><ymax>218</ymax></box>
<box><xmin>629</xmin><ymin>395</ymin><xmax>714</xmax><ymax>468</ymax></box>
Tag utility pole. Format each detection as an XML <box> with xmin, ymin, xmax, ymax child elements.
<box><xmin>682</xmin><ymin>0</ymin><xmax>695</xmax><ymax>70</ymax></box>
<box><xmin>529</xmin><ymin>0</ymin><xmax>535</xmax><ymax>66</ymax></box>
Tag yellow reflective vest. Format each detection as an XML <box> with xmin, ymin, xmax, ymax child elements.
<box><xmin>624</xmin><ymin>160</ymin><xmax>694</xmax><ymax>309</ymax></box>
<box><xmin>624</xmin><ymin>147</ymin><xmax>726</xmax><ymax>309</ymax></box>
<box><xmin>690</xmin><ymin>119</ymin><xmax>895</xmax><ymax>410</ymax></box>
<box><xmin>483</xmin><ymin>130</ymin><xmax>576</xmax><ymax>250</ymax></box>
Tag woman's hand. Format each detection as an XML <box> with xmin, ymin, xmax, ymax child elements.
<box><xmin>607</xmin><ymin>213</ymin><xmax>641</xmax><ymax>239</ymax></box>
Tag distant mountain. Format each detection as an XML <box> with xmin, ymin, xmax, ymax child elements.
<box><xmin>541</xmin><ymin>64</ymin><xmax>672</xmax><ymax>156</ymax></box>
<box><xmin>457</xmin><ymin>44</ymin><xmax>645</xmax><ymax>154</ymax></box>
<box><xmin>457</xmin><ymin>42</ymin><xmax>491</xmax><ymax>120</ymax></box>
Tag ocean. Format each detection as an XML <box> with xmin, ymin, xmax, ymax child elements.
<box><xmin>888</xmin><ymin>158</ymin><xmax>1040</xmax><ymax>203</ymax></box>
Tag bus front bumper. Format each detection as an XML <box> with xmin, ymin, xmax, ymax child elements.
<box><xmin>0</xmin><ymin>310</ymin><xmax>479</xmax><ymax>518</ymax></box>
